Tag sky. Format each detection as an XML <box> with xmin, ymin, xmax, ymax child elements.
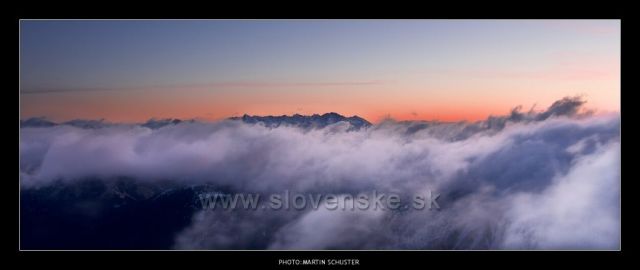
<box><xmin>19</xmin><ymin>20</ymin><xmax>620</xmax><ymax>123</ymax></box>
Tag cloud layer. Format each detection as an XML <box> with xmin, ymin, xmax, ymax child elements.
<box><xmin>20</xmin><ymin>97</ymin><xmax>621</xmax><ymax>249</ymax></box>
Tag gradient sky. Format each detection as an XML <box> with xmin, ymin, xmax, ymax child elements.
<box><xmin>20</xmin><ymin>20</ymin><xmax>620</xmax><ymax>123</ymax></box>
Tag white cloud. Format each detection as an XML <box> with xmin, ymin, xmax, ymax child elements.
<box><xmin>20</xmin><ymin>97</ymin><xmax>621</xmax><ymax>249</ymax></box>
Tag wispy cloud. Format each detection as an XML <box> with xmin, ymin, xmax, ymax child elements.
<box><xmin>21</xmin><ymin>80</ymin><xmax>390</xmax><ymax>95</ymax></box>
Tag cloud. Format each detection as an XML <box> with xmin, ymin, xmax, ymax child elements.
<box><xmin>502</xmin><ymin>142</ymin><xmax>620</xmax><ymax>249</ymax></box>
<box><xmin>268</xmin><ymin>197</ymin><xmax>389</xmax><ymax>250</ymax></box>
<box><xmin>21</xmin><ymin>80</ymin><xmax>389</xmax><ymax>95</ymax></box>
<box><xmin>19</xmin><ymin>97</ymin><xmax>621</xmax><ymax>249</ymax></box>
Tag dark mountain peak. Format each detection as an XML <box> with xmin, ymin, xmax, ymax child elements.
<box><xmin>63</xmin><ymin>119</ymin><xmax>109</xmax><ymax>129</ymax></box>
<box><xmin>322</xmin><ymin>112</ymin><xmax>341</xmax><ymax>117</ymax></box>
<box><xmin>142</xmin><ymin>118</ymin><xmax>189</xmax><ymax>129</ymax></box>
<box><xmin>21</xmin><ymin>117</ymin><xmax>113</xmax><ymax>129</ymax></box>
<box><xmin>20</xmin><ymin>117</ymin><xmax>58</xmax><ymax>128</ymax></box>
<box><xmin>231</xmin><ymin>112</ymin><xmax>371</xmax><ymax>130</ymax></box>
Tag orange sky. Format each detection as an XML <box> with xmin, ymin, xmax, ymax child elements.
<box><xmin>20</xmin><ymin>78</ymin><xmax>620</xmax><ymax>124</ymax></box>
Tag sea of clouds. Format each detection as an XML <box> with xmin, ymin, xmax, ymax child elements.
<box><xmin>19</xmin><ymin>97</ymin><xmax>621</xmax><ymax>249</ymax></box>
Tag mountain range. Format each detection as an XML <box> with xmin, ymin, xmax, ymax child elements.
<box><xmin>230</xmin><ymin>112</ymin><xmax>371</xmax><ymax>130</ymax></box>
<box><xmin>20</xmin><ymin>113</ymin><xmax>372</xmax><ymax>130</ymax></box>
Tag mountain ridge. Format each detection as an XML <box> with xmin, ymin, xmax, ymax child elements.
<box><xmin>229</xmin><ymin>112</ymin><xmax>371</xmax><ymax>130</ymax></box>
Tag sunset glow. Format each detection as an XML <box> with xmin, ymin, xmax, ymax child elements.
<box><xmin>20</xmin><ymin>20</ymin><xmax>619</xmax><ymax>123</ymax></box>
